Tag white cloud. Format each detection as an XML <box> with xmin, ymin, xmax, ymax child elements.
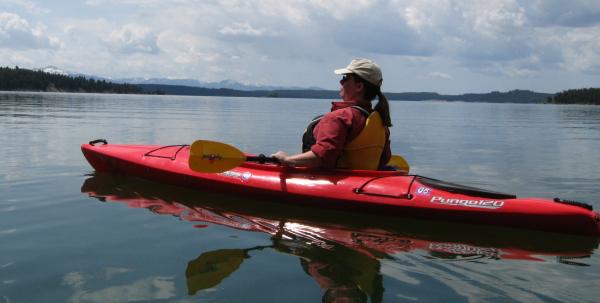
<box><xmin>157</xmin><ymin>31</ymin><xmax>227</xmax><ymax>65</ymax></box>
<box><xmin>85</xmin><ymin>0</ymin><xmax>167</xmax><ymax>5</ymax></box>
<box><xmin>401</xmin><ymin>0</ymin><xmax>532</xmax><ymax>62</ymax></box>
<box><xmin>45</xmin><ymin>18</ymin><xmax>120</xmax><ymax>74</ymax></box>
<box><xmin>396</xmin><ymin>0</ymin><xmax>452</xmax><ymax>30</ymax></box>
<box><xmin>419</xmin><ymin>72</ymin><xmax>452</xmax><ymax>80</ymax></box>
<box><xmin>0</xmin><ymin>12</ymin><xmax>58</xmax><ymax>49</ymax></box>
<box><xmin>106</xmin><ymin>24</ymin><xmax>159</xmax><ymax>54</ymax></box>
<box><xmin>309</xmin><ymin>0</ymin><xmax>376</xmax><ymax>20</ymax></box>
<box><xmin>525</xmin><ymin>0</ymin><xmax>600</xmax><ymax>27</ymax></box>
<box><xmin>219</xmin><ymin>22</ymin><xmax>274</xmax><ymax>37</ymax></box>
<box><xmin>461</xmin><ymin>0</ymin><xmax>527</xmax><ymax>38</ymax></box>
<box><xmin>332</xmin><ymin>4</ymin><xmax>438</xmax><ymax>56</ymax></box>
<box><xmin>75</xmin><ymin>277</ymin><xmax>175</xmax><ymax>303</ymax></box>
<box><xmin>1</xmin><ymin>0</ymin><xmax>50</xmax><ymax>14</ymax></box>
<box><xmin>0</xmin><ymin>51</ymin><xmax>34</xmax><ymax>66</ymax></box>
<box><xmin>1</xmin><ymin>0</ymin><xmax>599</xmax><ymax>93</ymax></box>
<box><xmin>383</xmin><ymin>0</ymin><xmax>600</xmax><ymax>77</ymax></box>
<box><xmin>559</xmin><ymin>25</ymin><xmax>600</xmax><ymax>74</ymax></box>
<box><xmin>63</xmin><ymin>271</ymin><xmax>175</xmax><ymax>303</ymax></box>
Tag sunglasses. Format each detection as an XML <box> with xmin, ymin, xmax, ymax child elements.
<box><xmin>340</xmin><ymin>74</ymin><xmax>354</xmax><ymax>84</ymax></box>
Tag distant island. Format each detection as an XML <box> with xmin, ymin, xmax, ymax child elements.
<box><xmin>1</xmin><ymin>66</ymin><xmax>598</xmax><ymax>104</ymax></box>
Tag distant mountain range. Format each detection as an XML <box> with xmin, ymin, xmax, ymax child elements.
<box><xmin>34</xmin><ymin>66</ymin><xmax>554</xmax><ymax>103</ymax></box>
<box><xmin>137</xmin><ymin>84</ymin><xmax>552</xmax><ymax>103</ymax></box>
<box><xmin>37</xmin><ymin>66</ymin><xmax>322</xmax><ymax>91</ymax></box>
<box><xmin>116</xmin><ymin>77</ymin><xmax>326</xmax><ymax>91</ymax></box>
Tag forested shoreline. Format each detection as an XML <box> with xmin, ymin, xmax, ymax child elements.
<box><xmin>0</xmin><ymin>66</ymin><xmax>143</xmax><ymax>94</ymax></box>
<box><xmin>1</xmin><ymin>66</ymin><xmax>599</xmax><ymax>104</ymax></box>
<box><xmin>546</xmin><ymin>88</ymin><xmax>600</xmax><ymax>105</ymax></box>
<box><xmin>137</xmin><ymin>84</ymin><xmax>553</xmax><ymax>103</ymax></box>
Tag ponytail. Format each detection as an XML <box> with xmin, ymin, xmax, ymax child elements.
<box><xmin>374</xmin><ymin>90</ymin><xmax>392</xmax><ymax>127</ymax></box>
<box><xmin>354</xmin><ymin>74</ymin><xmax>393</xmax><ymax>127</ymax></box>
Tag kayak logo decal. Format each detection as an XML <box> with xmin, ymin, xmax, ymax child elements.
<box><xmin>416</xmin><ymin>187</ymin><xmax>432</xmax><ymax>196</ymax></box>
<box><xmin>430</xmin><ymin>196</ymin><xmax>504</xmax><ymax>209</ymax></box>
<box><xmin>242</xmin><ymin>172</ymin><xmax>252</xmax><ymax>181</ymax></box>
<box><xmin>220</xmin><ymin>171</ymin><xmax>252</xmax><ymax>182</ymax></box>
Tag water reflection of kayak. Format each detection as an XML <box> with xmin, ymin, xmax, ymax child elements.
<box><xmin>81</xmin><ymin>173</ymin><xmax>598</xmax><ymax>264</ymax></box>
<box><xmin>81</xmin><ymin>142</ymin><xmax>600</xmax><ymax>236</ymax></box>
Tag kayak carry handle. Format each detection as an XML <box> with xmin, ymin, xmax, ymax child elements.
<box><xmin>89</xmin><ymin>139</ymin><xmax>108</xmax><ymax>146</ymax></box>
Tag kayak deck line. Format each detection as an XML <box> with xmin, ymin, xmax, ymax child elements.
<box><xmin>553</xmin><ymin>198</ymin><xmax>594</xmax><ymax>211</ymax></box>
<box><xmin>81</xmin><ymin>141</ymin><xmax>600</xmax><ymax>236</ymax></box>
<box><xmin>145</xmin><ymin>144</ymin><xmax>189</xmax><ymax>160</ymax></box>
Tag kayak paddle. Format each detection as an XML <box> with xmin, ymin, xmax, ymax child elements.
<box><xmin>186</xmin><ymin>246</ymin><xmax>270</xmax><ymax>295</ymax></box>
<box><xmin>189</xmin><ymin>139</ymin><xmax>410</xmax><ymax>173</ymax></box>
<box><xmin>189</xmin><ymin>140</ymin><xmax>279</xmax><ymax>173</ymax></box>
<box><xmin>387</xmin><ymin>155</ymin><xmax>410</xmax><ymax>173</ymax></box>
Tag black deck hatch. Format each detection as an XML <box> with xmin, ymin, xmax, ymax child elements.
<box><xmin>417</xmin><ymin>176</ymin><xmax>517</xmax><ymax>199</ymax></box>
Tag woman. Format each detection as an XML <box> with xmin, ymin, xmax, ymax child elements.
<box><xmin>271</xmin><ymin>58</ymin><xmax>392</xmax><ymax>170</ymax></box>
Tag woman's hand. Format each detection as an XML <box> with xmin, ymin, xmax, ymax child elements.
<box><xmin>270</xmin><ymin>151</ymin><xmax>322</xmax><ymax>168</ymax></box>
<box><xmin>270</xmin><ymin>151</ymin><xmax>290</xmax><ymax>166</ymax></box>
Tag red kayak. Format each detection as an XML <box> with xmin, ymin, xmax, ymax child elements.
<box><xmin>81</xmin><ymin>140</ymin><xmax>600</xmax><ymax>236</ymax></box>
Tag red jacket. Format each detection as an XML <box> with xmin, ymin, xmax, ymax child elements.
<box><xmin>311</xmin><ymin>100</ymin><xmax>391</xmax><ymax>169</ymax></box>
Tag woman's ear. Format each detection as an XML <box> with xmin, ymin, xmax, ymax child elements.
<box><xmin>356</xmin><ymin>81</ymin><xmax>365</xmax><ymax>92</ymax></box>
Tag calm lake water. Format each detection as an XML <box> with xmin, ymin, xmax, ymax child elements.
<box><xmin>1</xmin><ymin>91</ymin><xmax>600</xmax><ymax>302</ymax></box>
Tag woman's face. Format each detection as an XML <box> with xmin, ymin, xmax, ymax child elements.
<box><xmin>339</xmin><ymin>74</ymin><xmax>364</xmax><ymax>102</ymax></box>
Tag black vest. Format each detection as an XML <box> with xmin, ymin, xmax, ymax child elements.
<box><xmin>301</xmin><ymin>106</ymin><xmax>370</xmax><ymax>152</ymax></box>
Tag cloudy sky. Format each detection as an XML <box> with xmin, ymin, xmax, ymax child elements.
<box><xmin>1</xmin><ymin>0</ymin><xmax>599</xmax><ymax>94</ymax></box>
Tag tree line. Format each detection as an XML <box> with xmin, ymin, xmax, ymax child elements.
<box><xmin>0</xmin><ymin>66</ymin><xmax>144</xmax><ymax>94</ymax></box>
<box><xmin>2</xmin><ymin>66</ymin><xmax>598</xmax><ymax>104</ymax></box>
<box><xmin>137</xmin><ymin>84</ymin><xmax>553</xmax><ymax>103</ymax></box>
<box><xmin>546</xmin><ymin>88</ymin><xmax>600</xmax><ymax>105</ymax></box>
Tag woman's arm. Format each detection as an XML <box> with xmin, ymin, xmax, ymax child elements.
<box><xmin>270</xmin><ymin>150</ymin><xmax>322</xmax><ymax>168</ymax></box>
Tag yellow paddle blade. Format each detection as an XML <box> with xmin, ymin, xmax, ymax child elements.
<box><xmin>186</xmin><ymin>249</ymin><xmax>246</xmax><ymax>295</ymax></box>
<box><xmin>189</xmin><ymin>140</ymin><xmax>246</xmax><ymax>173</ymax></box>
<box><xmin>387</xmin><ymin>155</ymin><xmax>410</xmax><ymax>173</ymax></box>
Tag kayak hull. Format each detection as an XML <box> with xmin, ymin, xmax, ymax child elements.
<box><xmin>81</xmin><ymin>142</ymin><xmax>600</xmax><ymax>236</ymax></box>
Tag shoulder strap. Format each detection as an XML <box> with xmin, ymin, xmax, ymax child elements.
<box><xmin>309</xmin><ymin>114</ymin><xmax>324</xmax><ymax>123</ymax></box>
<box><xmin>302</xmin><ymin>114</ymin><xmax>323</xmax><ymax>152</ymax></box>
<box><xmin>350</xmin><ymin>105</ymin><xmax>370</xmax><ymax>117</ymax></box>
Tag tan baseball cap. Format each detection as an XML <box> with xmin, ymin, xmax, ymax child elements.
<box><xmin>334</xmin><ymin>58</ymin><xmax>382</xmax><ymax>87</ymax></box>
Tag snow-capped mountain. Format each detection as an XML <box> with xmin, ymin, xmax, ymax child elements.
<box><xmin>37</xmin><ymin>66</ymin><xmax>103</xmax><ymax>80</ymax></box>
<box><xmin>36</xmin><ymin>67</ymin><xmax>322</xmax><ymax>91</ymax></box>
<box><xmin>117</xmin><ymin>77</ymin><xmax>322</xmax><ymax>91</ymax></box>
<box><xmin>39</xmin><ymin>66</ymin><xmax>70</xmax><ymax>76</ymax></box>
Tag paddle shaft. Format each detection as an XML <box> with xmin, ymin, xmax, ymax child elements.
<box><xmin>247</xmin><ymin>154</ymin><xmax>280</xmax><ymax>165</ymax></box>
